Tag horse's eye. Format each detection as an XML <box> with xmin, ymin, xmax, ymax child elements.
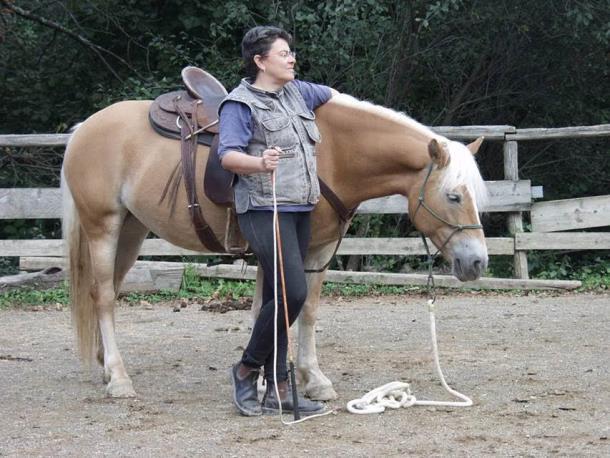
<box><xmin>447</xmin><ymin>193</ymin><xmax>461</xmax><ymax>203</ymax></box>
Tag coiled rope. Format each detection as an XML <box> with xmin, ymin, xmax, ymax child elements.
<box><xmin>346</xmin><ymin>299</ymin><xmax>472</xmax><ymax>414</ymax></box>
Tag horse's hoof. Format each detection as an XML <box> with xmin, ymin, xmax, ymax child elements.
<box><xmin>305</xmin><ymin>384</ymin><xmax>338</xmax><ymax>401</ymax></box>
<box><xmin>106</xmin><ymin>378</ymin><xmax>136</xmax><ymax>398</ymax></box>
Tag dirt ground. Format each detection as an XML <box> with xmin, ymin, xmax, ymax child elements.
<box><xmin>1</xmin><ymin>291</ymin><xmax>608</xmax><ymax>457</ymax></box>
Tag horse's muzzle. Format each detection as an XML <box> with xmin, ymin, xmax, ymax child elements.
<box><xmin>451</xmin><ymin>239</ymin><xmax>488</xmax><ymax>282</ymax></box>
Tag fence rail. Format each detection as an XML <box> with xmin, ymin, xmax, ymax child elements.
<box><xmin>2</xmin><ymin>124</ymin><xmax>609</xmax><ymax>290</ymax></box>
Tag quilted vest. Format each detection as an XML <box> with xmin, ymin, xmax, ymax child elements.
<box><xmin>219</xmin><ymin>79</ymin><xmax>321</xmax><ymax>213</ymax></box>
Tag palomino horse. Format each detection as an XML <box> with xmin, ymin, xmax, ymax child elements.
<box><xmin>62</xmin><ymin>93</ymin><xmax>488</xmax><ymax>399</ymax></box>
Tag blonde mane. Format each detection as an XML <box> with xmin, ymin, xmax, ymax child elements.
<box><xmin>333</xmin><ymin>94</ymin><xmax>488</xmax><ymax>209</ymax></box>
<box><xmin>441</xmin><ymin>142</ymin><xmax>489</xmax><ymax>210</ymax></box>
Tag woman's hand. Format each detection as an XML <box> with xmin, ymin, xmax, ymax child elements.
<box><xmin>260</xmin><ymin>147</ymin><xmax>281</xmax><ymax>172</ymax></box>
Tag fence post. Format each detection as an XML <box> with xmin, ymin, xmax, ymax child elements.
<box><xmin>503</xmin><ymin>139</ymin><xmax>529</xmax><ymax>279</ymax></box>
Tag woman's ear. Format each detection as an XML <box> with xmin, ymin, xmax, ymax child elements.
<box><xmin>253</xmin><ymin>55</ymin><xmax>265</xmax><ymax>73</ymax></box>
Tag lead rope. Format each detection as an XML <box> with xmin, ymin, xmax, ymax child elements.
<box><xmin>271</xmin><ymin>170</ymin><xmax>334</xmax><ymax>425</ymax></box>
<box><xmin>346</xmin><ymin>236</ymin><xmax>473</xmax><ymax>414</ymax></box>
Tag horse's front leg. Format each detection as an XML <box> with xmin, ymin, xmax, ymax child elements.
<box><xmin>251</xmin><ymin>266</ymin><xmax>264</xmax><ymax>323</ymax></box>
<box><xmin>296</xmin><ymin>269</ymin><xmax>338</xmax><ymax>400</ymax></box>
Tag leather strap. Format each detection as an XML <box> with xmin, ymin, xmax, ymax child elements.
<box><xmin>318</xmin><ymin>177</ymin><xmax>355</xmax><ymax>223</ymax></box>
<box><xmin>176</xmin><ymin>99</ymin><xmax>226</xmax><ymax>253</ymax></box>
<box><xmin>305</xmin><ymin>178</ymin><xmax>357</xmax><ymax>273</ymax></box>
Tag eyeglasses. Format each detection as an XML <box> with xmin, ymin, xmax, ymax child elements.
<box><xmin>269</xmin><ymin>50</ymin><xmax>296</xmax><ymax>59</ymax></box>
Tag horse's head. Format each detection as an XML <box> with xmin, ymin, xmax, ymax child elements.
<box><xmin>407</xmin><ymin>137</ymin><xmax>488</xmax><ymax>281</ymax></box>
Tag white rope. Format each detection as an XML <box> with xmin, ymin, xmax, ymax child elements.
<box><xmin>271</xmin><ymin>170</ymin><xmax>334</xmax><ymax>425</ymax></box>
<box><xmin>347</xmin><ymin>299</ymin><xmax>473</xmax><ymax>414</ymax></box>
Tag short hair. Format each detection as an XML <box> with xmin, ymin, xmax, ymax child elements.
<box><xmin>241</xmin><ymin>26</ymin><xmax>293</xmax><ymax>78</ymax></box>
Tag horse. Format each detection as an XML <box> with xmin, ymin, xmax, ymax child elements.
<box><xmin>61</xmin><ymin>92</ymin><xmax>488</xmax><ymax>399</ymax></box>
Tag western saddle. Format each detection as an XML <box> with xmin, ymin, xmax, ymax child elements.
<box><xmin>148</xmin><ymin>67</ymin><xmax>356</xmax><ymax>261</ymax></box>
<box><xmin>150</xmin><ymin>66</ymin><xmax>237</xmax><ymax>253</ymax></box>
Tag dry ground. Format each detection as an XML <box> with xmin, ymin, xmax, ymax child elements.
<box><xmin>1</xmin><ymin>292</ymin><xmax>608</xmax><ymax>457</ymax></box>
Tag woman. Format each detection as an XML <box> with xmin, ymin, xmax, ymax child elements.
<box><xmin>218</xmin><ymin>25</ymin><xmax>336</xmax><ymax>416</ymax></box>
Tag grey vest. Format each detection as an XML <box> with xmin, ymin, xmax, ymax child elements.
<box><xmin>219</xmin><ymin>79</ymin><xmax>321</xmax><ymax>213</ymax></box>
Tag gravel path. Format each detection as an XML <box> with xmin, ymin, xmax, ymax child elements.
<box><xmin>1</xmin><ymin>292</ymin><xmax>608</xmax><ymax>456</ymax></box>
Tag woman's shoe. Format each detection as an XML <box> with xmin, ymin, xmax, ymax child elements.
<box><xmin>261</xmin><ymin>380</ymin><xmax>326</xmax><ymax>415</ymax></box>
<box><xmin>229</xmin><ymin>363</ymin><xmax>262</xmax><ymax>416</ymax></box>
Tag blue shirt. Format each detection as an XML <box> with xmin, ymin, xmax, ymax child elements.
<box><xmin>218</xmin><ymin>80</ymin><xmax>332</xmax><ymax>212</ymax></box>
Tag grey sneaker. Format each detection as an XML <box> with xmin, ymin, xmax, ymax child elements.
<box><xmin>229</xmin><ymin>363</ymin><xmax>262</xmax><ymax>416</ymax></box>
<box><xmin>261</xmin><ymin>380</ymin><xmax>326</xmax><ymax>416</ymax></box>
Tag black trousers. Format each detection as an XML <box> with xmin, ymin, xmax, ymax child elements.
<box><xmin>237</xmin><ymin>210</ymin><xmax>311</xmax><ymax>382</ymax></box>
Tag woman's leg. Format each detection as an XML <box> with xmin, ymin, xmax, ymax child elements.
<box><xmin>237</xmin><ymin>211</ymin><xmax>310</xmax><ymax>381</ymax></box>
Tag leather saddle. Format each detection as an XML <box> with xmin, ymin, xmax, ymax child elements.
<box><xmin>149</xmin><ymin>67</ymin><xmax>238</xmax><ymax>254</ymax></box>
<box><xmin>150</xmin><ymin>66</ymin><xmax>234</xmax><ymax>206</ymax></box>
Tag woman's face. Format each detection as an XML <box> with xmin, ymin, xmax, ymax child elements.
<box><xmin>257</xmin><ymin>38</ymin><xmax>296</xmax><ymax>83</ymax></box>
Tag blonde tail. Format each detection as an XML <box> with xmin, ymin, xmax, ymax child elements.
<box><xmin>62</xmin><ymin>166</ymin><xmax>99</xmax><ymax>366</ymax></box>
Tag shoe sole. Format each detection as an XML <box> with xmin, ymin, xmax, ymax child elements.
<box><xmin>229</xmin><ymin>367</ymin><xmax>262</xmax><ymax>417</ymax></box>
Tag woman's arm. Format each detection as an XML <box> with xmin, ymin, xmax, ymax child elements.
<box><xmin>221</xmin><ymin>148</ymin><xmax>280</xmax><ymax>174</ymax></box>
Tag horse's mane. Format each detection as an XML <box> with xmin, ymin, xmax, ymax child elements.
<box><xmin>332</xmin><ymin>94</ymin><xmax>489</xmax><ymax>209</ymax></box>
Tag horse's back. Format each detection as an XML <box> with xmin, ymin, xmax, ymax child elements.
<box><xmin>63</xmin><ymin>98</ymin><xmax>224</xmax><ymax>252</ymax></box>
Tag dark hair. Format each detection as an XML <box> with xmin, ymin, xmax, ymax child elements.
<box><xmin>241</xmin><ymin>26</ymin><xmax>292</xmax><ymax>78</ymax></box>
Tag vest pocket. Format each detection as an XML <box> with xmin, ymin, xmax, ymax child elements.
<box><xmin>297</xmin><ymin>111</ymin><xmax>321</xmax><ymax>144</ymax></box>
<box><xmin>262</xmin><ymin>116</ymin><xmax>298</xmax><ymax>150</ymax></box>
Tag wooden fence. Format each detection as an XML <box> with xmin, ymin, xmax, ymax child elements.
<box><xmin>1</xmin><ymin>124</ymin><xmax>609</xmax><ymax>290</ymax></box>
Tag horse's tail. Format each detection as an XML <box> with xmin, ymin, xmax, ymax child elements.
<box><xmin>62</xmin><ymin>152</ymin><xmax>99</xmax><ymax>366</ymax></box>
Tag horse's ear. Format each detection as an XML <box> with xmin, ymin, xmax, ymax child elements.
<box><xmin>428</xmin><ymin>139</ymin><xmax>451</xmax><ymax>168</ymax></box>
<box><xmin>466</xmin><ymin>136</ymin><xmax>484</xmax><ymax>155</ymax></box>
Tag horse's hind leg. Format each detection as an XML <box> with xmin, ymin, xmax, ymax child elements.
<box><xmin>96</xmin><ymin>213</ymin><xmax>149</xmax><ymax>376</ymax></box>
<box><xmin>113</xmin><ymin>213</ymin><xmax>149</xmax><ymax>294</ymax></box>
<box><xmin>85</xmin><ymin>213</ymin><xmax>137</xmax><ymax>398</ymax></box>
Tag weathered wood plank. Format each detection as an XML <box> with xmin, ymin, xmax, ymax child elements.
<box><xmin>18</xmin><ymin>258</ymin><xmax>581</xmax><ymax>290</ymax></box>
<box><xmin>516</xmin><ymin>232</ymin><xmax>610</xmax><ymax>250</ymax></box>
<box><xmin>503</xmin><ymin>140</ymin><xmax>529</xmax><ymax>279</ymax></box>
<box><xmin>0</xmin><ymin>188</ymin><xmax>62</xmax><ymax>219</ymax></box>
<box><xmin>0</xmin><ymin>181</ymin><xmax>539</xmax><ymax>219</ymax></box>
<box><xmin>0</xmin><ymin>267</ymin><xmax>65</xmax><ymax>292</ymax></box>
<box><xmin>431</xmin><ymin>125</ymin><xmax>515</xmax><ymax>140</ymax></box>
<box><xmin>5</xmin><ymin>236</ymin><xmax>515</xmax><ymax>258</ymax></box>
<box><xmin>507</xmin><ymin>124</ymin><xmax>610</xmax><ymax>141</ymax></box>
<box><xmin>0</xmin><ymin>134</ymin><xmax>72</xmax><ymax>147</ymax></box>
<box><xmin>339</xmin><ymin>237</ymin><xmax>514</xmax><ymax>255</ymax></box>
<box><xmin>121</xmin><ymin>266</ymin><xmax>183</xmax><ymax>292</ymax></box>
<box><xmin>530</xmin><ymin>195</ymin><xmax>610</xmax><ymax>232</ymax></box>
<box><xmin>0</xmin><ymin>240</ymin><xmax>65</xmax><ymax>256</ymax></box>
<box><xmin>20</xmin><ymin>257</ymin><xmax>66</xmax><ymax>271</ymax></box>
<box><xmin>1</xmin><ymin>263</ymin><xmax>182</xmax><ymax>292</ymax></box>
<box><xmin>0</xmin><ymin>128</ymin><xmax>517</xmax><ymax>147</ymax></box>
<box><xmin>355</xmin><ymin>180</ymin><xmax>535</xmax><ymax>214</ymax></box>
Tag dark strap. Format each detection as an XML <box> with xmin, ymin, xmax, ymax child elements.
<box><xmin>318</xmin><ymin>177</ymin><xmax>354</xmax><ymax>223</ymax></box>
<box><xmin>305</xmin><ymin>178</ymin><xmax>357</xmax><ymax>273</ymax></box>
<box><xmin>177</xmin><ymin>100</ymin><xmax>226</xmax><ymax>253</ymax></box>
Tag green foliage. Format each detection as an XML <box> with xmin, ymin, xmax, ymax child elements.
<box><xmin>322</xmin><ymin>282</ymin><xmax>421</xmax><ymax>297</ymax></box>
<box><xmin>0</xmin><ymin>282</ymin><xmax>70</xmax><ymax>308</ymax></box>
<box><xmin>528</xmin><ymin>252</ymin><xmax>610</xmax><ymax>290</ymax></box>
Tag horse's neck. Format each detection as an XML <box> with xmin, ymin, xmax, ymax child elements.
<box><xmin>316</xmin><ymin>96</ymin><xmax>434</xmax><ymax>208</ymax></box>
